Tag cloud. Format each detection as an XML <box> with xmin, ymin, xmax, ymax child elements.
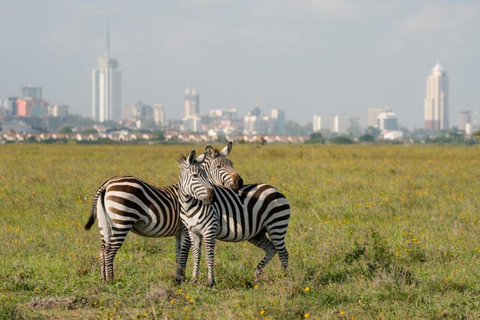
<box><xmin>382</xmin><ymin>4</ymin><xmax>480</xmax><ymax>56</ymax></box>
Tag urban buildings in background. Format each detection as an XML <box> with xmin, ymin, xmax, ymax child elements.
<box><xmin>0</xmin><ymin>85</ymin><xmax>69</xmax><ymax>119</ymax></box>
<box><xmin>92</xmin><ymin>26</ymin><xmax>122</xmax><ymax>122</ymax></box>
<box><xmin>424</xmin><ymin>62</ymin><xmax>449</xmax><ymax>131</ymax></box>
<box><xmin>3</xmin><ymin>55</ymin><xmax>480</xmax><ymax>143</ymax></box>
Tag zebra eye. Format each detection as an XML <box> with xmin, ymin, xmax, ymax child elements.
<box><xmin>216</xmin><ymin>165</ymin><xmax>221</xmax><ymax>169</ymax></box>
<box><xmin>192</xmin><ymin>173</ymin><xmax>199</xmax><ymax>178</ymax></box>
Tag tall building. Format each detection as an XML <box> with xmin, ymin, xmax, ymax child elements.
<box><xmin>16</xmin><ymin>98</ymin><xmax>48</xmax><ymax>117</ymax></box>
<box><xmin>20</xmin><ymin>86</ymin><xmax>42</xmax><ymax>99</ymax></box>
<box><xmin>154</xmin><ymin>103</ymin><xmax>165</xmax><ymax>126</ymax></box>
<box><xmin>270</xmin><ymin>109</ymin><xmax>286</xmax><ymax>135</ymax></box>
<box><xmin>424</xmin><ymin>62</ymin><xmax>448</xmax><ymax>131</ymax></box>
<box><xmin>377</xmin><ymin>112</ymin><xmax>398</xmax><ymax>131</ymax></box>
<box><xmin>184</xmin><ymin>86</ymin><xmax>199</xmax><ymax>118</ymax></box>
<box><xmin>1</xmin><ymin>97</ymin><xmax>18</xmax><ymax>116</ymax></box>
<box><xmin>92</xmin><ymin>26</ymin><xmax>122</xmax><ymax>122</ymax></box>
<box><xmin>312</xmin><ymin>115</ymin><xmax>321</xmax><ymax>132</ymax></box>
<box><xmin>367</xmin><ymin>105</ymin><xmax>391</xmax><ymax>128</ymax></box>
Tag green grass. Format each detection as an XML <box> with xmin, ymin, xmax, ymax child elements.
<box><xmin>1</xmin><ymin>144</ymin><xmax>480</xmax><ymax>319</ymax></box>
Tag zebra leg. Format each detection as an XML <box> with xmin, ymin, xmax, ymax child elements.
<box><xmin>175</xmin><ymin>227</ymin><xmax>191</xmax><ymax>283</ymax></box>
<box><xmin>269</xmin><ymin>233</ymin><xmax>289</xmax><ymax>272</ymax></box>
<box><xmin>203</xmin><ymin>231</ymin><xmax>216</xmax><ymax>288</ymax></box>
<box><xmin>99</xmin><ymin>238</ymin><xmax>107</xmax><ymax>283</ymax></box>
<box><xmin>104</xmin><ymin>231</ymin><xmax>129</xmax><ymax>282</ymax></box>
<box><xmin>189</xmin><ymin>231</ymin><xmax>203</xmax><ymax>284</ymax></box>
<box><xmin>248</xmin><ymin>233</ymin><xmax>277</xmax><ymax>283</ymax></box>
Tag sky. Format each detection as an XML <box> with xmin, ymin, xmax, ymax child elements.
<box><xmin>1</xmin><ymin>0</ymin><xmax>479</xmax><ymax>129</ymax></box>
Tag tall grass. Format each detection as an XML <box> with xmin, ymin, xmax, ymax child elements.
<box><xmin>1</xmin><ymin>144</ymin><xmax>480</xmax><ymax>319</ymax></box>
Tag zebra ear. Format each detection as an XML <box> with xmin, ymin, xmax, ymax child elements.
<box><xmin>187</xmin><ymin>149</ymin><xmax>197</xmax><ymax>165</ymax></box>
<box><xmin>205</xmin><ymin>145</ymin><xmax>215</xmax><ymax>158</ymax></box>
<box><xmin>196</xmin><ymin>153</ymin><xmax>206</xmax><ymax>165</ymax></box>
<box><xmin>220</xmin><ymin>141</ymin><xmax>232</xmax><ymax>157</ymax></box>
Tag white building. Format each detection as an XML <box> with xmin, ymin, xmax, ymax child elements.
<box><xmin>270</xmin><ymin>109</ymin><xmax>286</xmax><ymax>135</ymax></box>
<box><xmin>48</xmin><ymin>104</ymin><xmax>69</xmax><ymax>117</ymax></box>
<box><xmin>184</xmin><ymin>86</ymin><xmax>199</xmax><ymax>118</ymax></box>
<box><xmin>183</xmin><ymin>116</ymin><xmax>202</xmax><ymax>133</ymax></box>
<box><xmin>367</xmin><ymin>105</ymin><xmax>391</xmax><ymax>128</ymax></box>
<box><xmin>154</xmin><ymin>103</ymin><xmax>165</xmax><ymax>126</ymax></box>
<box><xmin>424</xmin><ymin>62</ymin><xmax>448</xmax><ymax>131</ymax></box>
<box><xmin>92</xmin><ymin>28</ymin><xmax>122</xmax><ymax>122</ymax></box>
<box><xmin>377</xmin><ymin>112</ymin><xmax>398</xmax><ymax>131</ymax></box>
<box><xmin>313</xmin><ymin>115</ymin><xmax>322</xmax><ymax>132</ymax></box>
<box><xmin>243</xmin><ymin>113</ymin><xmax>259</xmax><ymax>134</ymax></box>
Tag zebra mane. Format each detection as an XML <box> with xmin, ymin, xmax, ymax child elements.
<box><xmin>177</xmin><ymin>154</ymin><xmax>187</xmax><ymax>163</ymax></box>
<box><xmin>211</xmin><ymin>148</ymin><xmax>222</xmax><ymax>158</ymax></box>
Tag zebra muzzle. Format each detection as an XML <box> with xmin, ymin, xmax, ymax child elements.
<box><xmin>229</xmin><ymin>174</ymin><xmax>243</xmax><ymax>190</ymax></box>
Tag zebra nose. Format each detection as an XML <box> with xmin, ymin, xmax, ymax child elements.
<box><xmin>229</xmin><ymin>174</ymin><xmax>243</xmax><ymax>190</ymax></box>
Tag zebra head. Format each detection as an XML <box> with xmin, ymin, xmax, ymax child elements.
<box><xmin>203</xmin><ymin>142</ymin><xmax>244</xmax><ymax>191</ymax></box>
<box><xmin>178</xmin><ymin>149</ymin><xmax>216</xmax><ymax>205</ymax></box>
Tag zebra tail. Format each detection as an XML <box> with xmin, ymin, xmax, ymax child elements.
<box><xmin>84</xmin><ymin>178</ymin><xmax>111</xmax><ymax>231</ymax></box>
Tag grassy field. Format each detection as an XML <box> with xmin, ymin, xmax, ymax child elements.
<box><xmin>1</xmin><ymin>144</ymin><xmax>480</xmax><ymax>319</ymax></box>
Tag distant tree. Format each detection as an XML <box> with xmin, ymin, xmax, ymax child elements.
<box><xmin>365</xmin><ymin>126</ymin><xmax>381</xmax><ymax>139</ymax></box>
<box><xmin>153</xmin><ymin>131</ymin><xmax>165</xmax><ymax>141</ymax></box>
<box><xmin>359</xmin><ymin>134</ymin><xmax>375</xmax><ymax>142</ymax></box>
<box><xmin>59</xmin><ymin>125</ymin><xmax>73</xmax><ymax>133</ymax></box>
<box><xmin>305</xmin><ymin>132</ymin><xmax>325</xmax><ymax>144</ymax></box>
<box><xmin>474</xmin><ymin>131</ymin><xmax>480</xmax><ymax>140</ymax></box>
<box><xmin>329</xmin><ymin>136</ymin><xmax>354</xmax><ymax>144</ymax></box>
<box><xmin>82</xmin><ymin>128</ymin><xmax>98</xmax><ymax>135</ymax></box>
<box><xmin>285</xmin><ymin>121</ymin><xmax>310</xmax><ymax>135</ymax></box>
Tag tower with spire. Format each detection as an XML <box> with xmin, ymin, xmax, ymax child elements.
<box><xmin>92</xmin><ymin>23</ymin><xmax>122</xmax><ymax>122</ymax></box>
<box><xmin>424</xmin><ymin>62</ymin><xmax>448</xmax><ymax>131</ymax></box>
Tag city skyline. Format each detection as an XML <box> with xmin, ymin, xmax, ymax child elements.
<box><xmin>1</xmin><ymin>1</ymin><xmax>479</xmax><ymax>129</ymax></box>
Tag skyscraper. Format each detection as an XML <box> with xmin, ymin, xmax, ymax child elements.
<box><xmin>184</xmin><ymin>86</ymin><xmax>199</xmax><ymax>118</ymax></box>
<box><xmin>20</xmin><ymin>86</ymin><xmax>42</xmax><ymax>99</ymax></box>
<box><xmin>424</xmin><ymin>62</ymin><xmax>448</xmax><ymax>131</ymax></box>
<box><xmin>367</xmin><ymin>105</ymin><xmax>391</xmax><ymax>128</ymax></box>
<box><xmin>92</xmin><ymin>25</ymin><xmax>122</xmax><ymax>122</ymax></box>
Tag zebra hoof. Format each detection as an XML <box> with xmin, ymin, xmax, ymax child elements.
<box><xmin>208</xmin><ymin>281</ymin><xmax>215</xmax><ymax>288</ymax></box>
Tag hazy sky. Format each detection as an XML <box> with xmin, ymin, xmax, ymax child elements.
<box><xmin>1</xmin><ymin>0</ymin><xmax>479</xmax><ymax>129</ymax></box>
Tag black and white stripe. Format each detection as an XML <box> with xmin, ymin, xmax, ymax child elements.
<box><xmin>178</xmin><ymin>151</ymin><xmax>290</xmax><ymax>287</ymax></box>
<box><xmin>202</xmin><ymin>142</ymin><xmax>243</xmax><ymax>190</ymax></box>
<box><xmin>84</xmin><ymin>145</ymin><xmax>241</xmax><ymax>283</ymax></box>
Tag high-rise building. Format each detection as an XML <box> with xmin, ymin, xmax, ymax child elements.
<box><xmin>367</xmin><ymin>105</ymin><xmax>391</xmax><ymax>128</ymax></box>
<box><xmin>16</xmin><ymin>98</ymin><xmax>48</xmax><ymax>117</ymax></box>
<box><xmin>312</xmin><ymin>115</ymin><xmax>321</xmax><ymax>132</ymax></box>
<box><xmin>154</xmin><ymin>103</ymin><xmax>165</xmax><ymax>126</ymax></box>
<box><xmin>459</xmin><ymin>111</ymin><xmax>472</xmax><ymax>131</ymax></box>
<box><xmin>1</xmin><ymin>97</ymin><xmax>18</xmax><ymax>116</ymax></box>
<box><xmin>20</xmin><ymin>86</ymin><xmax>42</xmax><ymax>99</ymax></box>
<box><xmin>184</xmin><ymin>86</ymin><xmax>199</xmax><ymax>118</ymax></box>
<box><xmin>270</xmin><ymin>109</ymin><xmax>286</xmax><ymax>135</ymax></box>
<box><xmin>377</xmin><ymin>112</ymin><xmax>399</xmax><ymax>131</ymax></box>
<box><xmin>92</xmin><ymin>26</ymin><xmax>122</xmax><ymax>122</ymax></box>
<box><xmin>424</xmin><ymin>62</ymin><xmax>448</xmax><ymax>131</ymax></box>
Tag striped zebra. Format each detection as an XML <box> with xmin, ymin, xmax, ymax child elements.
<box><xmin>84</xmin><ymin>144</ymin><xmax>242</xmax><ymax>283</ymax></box>
<box><xmin>202</xmin><ymin>142</ymin><xmax>243</xmax><ymax>190</ymax></box>
<box><xmin>178</xmin><ymin>149</ymin><xmax>290</xmax><ymax>288</ymax></box>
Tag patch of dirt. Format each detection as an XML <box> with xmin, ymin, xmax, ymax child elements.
<box><xmin>27</xmin><ymin>297</ymin><xmax>88</xmax><ymax>310</ymax></box>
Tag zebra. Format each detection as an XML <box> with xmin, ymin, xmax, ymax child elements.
<box><xmin>202</xmin><ymin>142</ymin><xmax>243</xmax><ymax>190</ymax></box>
<box><xmin>178</xmin><ymin>149</ymin><xmax>290</xmax><ymax>288</ymax></box>
<box><xmin>84</xmin><ymin>144</ymin><xmax>242</xmax><ymax>284</ymax></box>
